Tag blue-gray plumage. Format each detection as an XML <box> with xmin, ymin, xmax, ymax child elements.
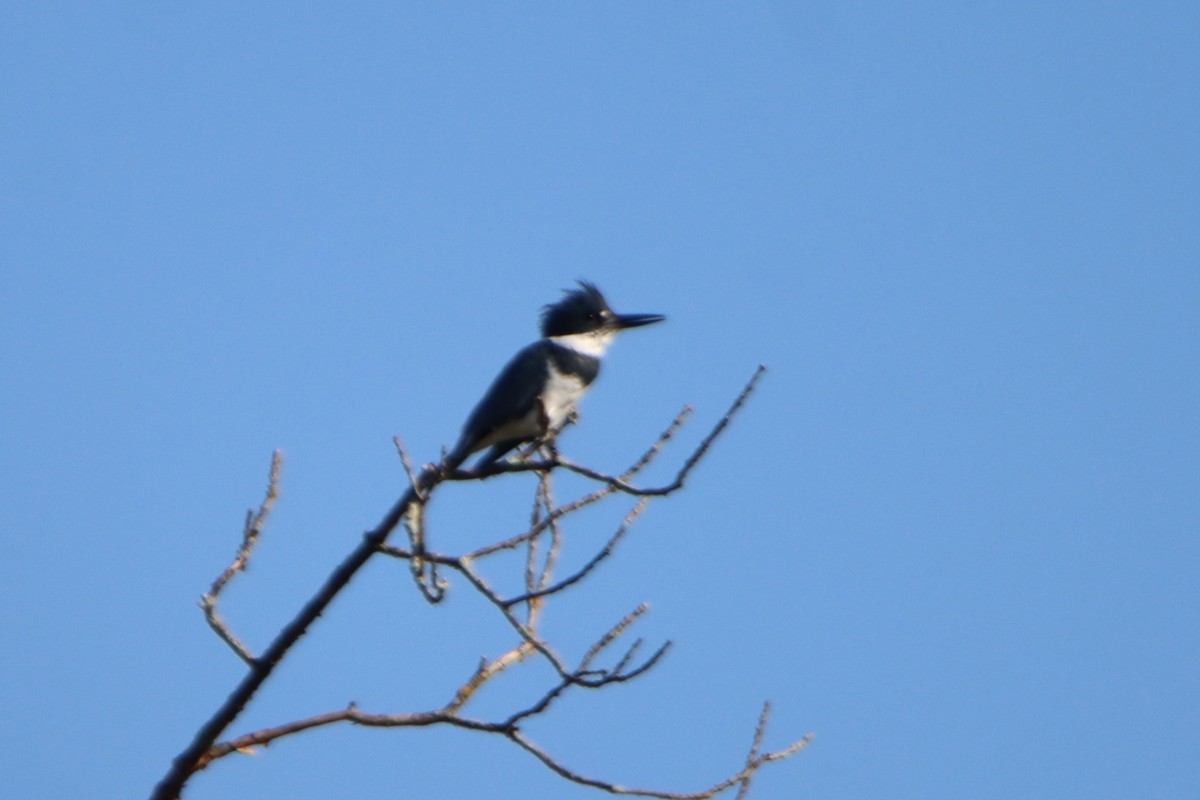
<box><xmin>445</xmin><ymin>282</ymin><xmax>664</xmax><ymax>472</ymax></box>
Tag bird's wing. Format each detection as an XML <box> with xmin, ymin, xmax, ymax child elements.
<box><xmin>451</xmin><ymin>340</ymin><xmax>550</xmax><ymax>462</ymax></box>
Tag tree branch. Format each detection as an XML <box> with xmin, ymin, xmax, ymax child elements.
<box><xmin>151</xmin><ymin>462</ymin><xmax>443</xmax><ymax>800</ymax></box>
<box><xmin>197</xmin><ymin>450</ymin><xmax>282</xmax><ymax>665</ymax></box>
<box><xmin>150</xmin><ymin>366</ymin><xmax>793</xmax><ymax>800</ymax></box>
<box><xmin>507</xmin><ymin>720</ymin><xmax>813</xmax><ymax>800</ymax></box>
<box><xmin>504</xmin><ymin>498</ymin><xmax>648</xmax><ymax>608</ymax></box>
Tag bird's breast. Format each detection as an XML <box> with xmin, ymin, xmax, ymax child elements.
<box><xmin>541</xmin><ymin>366</ymin><xmax>589</xmax><ymax>429</ymax></box>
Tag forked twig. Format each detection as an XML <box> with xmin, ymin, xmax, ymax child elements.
<box><xmin>507</xmin><ymin>721</ymin><xmax>813</xmax><ymax>800</ymax></box>
<box><xmin>735</xmin><ymin>703</ymin><xmax>772</xmax><ymax>800</ymax></box>
<box><xmin>198</xmin><ymin>450</ymin><xmax>283</xmax><ymax>665</ymax></box>
<box><xmin>505</xmin><ymin>498</ymin><xmax>648</xmax><ymax>608</ymax></box>
<box><xmin>555</xmin><ymin>365</ymin><xmax>766</xmax><ymax>496</ymax></box>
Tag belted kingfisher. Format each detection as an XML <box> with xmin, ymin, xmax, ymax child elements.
<box><xmin>445</xmin><ymin>281</ymin><xmax>665</xmax><ymax>472</ymax></box>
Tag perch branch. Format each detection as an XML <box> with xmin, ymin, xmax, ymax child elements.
<box><xmin>556</xmin><ymin>365</ymin><xmax>766</xmax><ymax>495</ymax></box>
<box><xmin>152</xmin><ymin>366</ymin><xmax>785</xmax><ymax>800</ymax></box>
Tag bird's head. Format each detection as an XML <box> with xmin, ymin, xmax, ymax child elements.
<box><xmin>540</xmin><ymin>281</ymin><xmax>665</xmax><ymax>342</ymax></box>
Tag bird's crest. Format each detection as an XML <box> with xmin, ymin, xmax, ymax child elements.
<box><xmin>540</xmin><ymin>280</ymin><xmax>610</xmax><ymax>337</ymax></box>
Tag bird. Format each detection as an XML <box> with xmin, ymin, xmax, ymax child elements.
<box><xmin>444</xmin><ymin>281</ymin><xmax>665</xmax><ymax>473</ymax></box>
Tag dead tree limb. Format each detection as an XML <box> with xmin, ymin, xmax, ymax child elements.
<box><xmin>197</xmin><ymin>449</ymin><xmax>282</xmax><ymax>665</ymax></box>
<box><xmin>150</xmin><ymin>366</ymin><xmax>804</xmax><ymax>800</ymax></box>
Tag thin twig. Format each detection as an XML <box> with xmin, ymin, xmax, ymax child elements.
<box><xmin>452</xmin><ymin>556</ymin><xmax>575</xmax><ymax>679</ymax></box>
<box><xmin>465</xmin><ymin>483</ymin><xmax>615</xmax><ymax>558</ymax></box>
<box><xmin>393</xmin><ymin>436</ymin><xmax>423</xmax><ymax>500</ymax></box>
<box><xmin>395</xmin><ymin>437</ymin><xmax>448</xmax><ymax>602</ymax></box>
<box><xmin>735</xmin><ymin>703</ymin><xmax>771</xmax><ymax>800</ymax></box>
<box><xmin>622</xmin><ymin>405</ymin><xmax>693</xmax><ymax>477</ymax></box>
<box><xmin>444</xmin><ymin>642</ymin><xmax>537</xmax><ymax>713</ymax></box>
<box><xmin>556</xmin><ymin>365</ymin><xmax>766</xmax><ymax>496</ymax></box>
<box><xmin>581</xmin><ymin>603</ymin><xmax>651</xmax><ymax>669</ymax></box>
<box><xmin>504</xmin><ymin>498</ymin><xmax>648</xmax><ymax>607</ymax></box>
<box><xmin>507</xmin><ymin>726</ymin><xmax>812</xmax><ymax>800</ymax></box>
<box><xmin>536</xmin><ymin>470</ymin><xmax>564</xmax><ymax>594</ymax></box>
<box><xmin>198</xmin><ymin>450</ymin><xmax>283</xmax><ymax>665</ymax></box>
<box><xmin>524</xmin><ymin>478</ymin><xmax>544</xmax><ymax>599</ymax></box>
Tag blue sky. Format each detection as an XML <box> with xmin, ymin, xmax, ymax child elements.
<box><xmin>2</xmin><ymin>3</ymin><xmax>1197</xmax><ymax>798</ymax></box>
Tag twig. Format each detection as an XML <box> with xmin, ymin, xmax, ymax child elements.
<box><xmin>457</xmin><ymin>399</ymin><xmax>703</xmax><ymax>560</ymax></box>
<box><xmin>535</xmin><ymin>471</ymin><xmax>564</xmax><ymax>595</ymax></box>
<box><xmin>395</xmin><ymin>436</ymin><xmax>448</xmax><ymax>603</ymax></box>
<box><xmin>581</xmin><ymin>603</ymin><xmax>651</xmax><ymax>670</ymax></box>
<box><xmin>198</xmin><ymin>450</ymin><xmax>283</xmax><ymax>665</ymax></box>
<box><xmin>524</xmin><ymin>479</ymin><xmax>544</xmax><ymax>598</ymax></box>
<box><xmin>504</xmin><ymin>498</ymin><xmax>648</xmax><ymax>608</ymax></box>
<box><xmin>445</xmin><ymin>643</ymin><xmax>536</xmax><ymax>713</ymax></box>
<box><xmin>735</xmin><ymin>703</ymin><xmax>771</xmax><ymax>800</ymax></box>
<box><xmin>452</xmin><ymin>556</ymin><xmax>575</xmax><ymax>679</ymax></box>
<box><xmin>507</xmin><ymin>725</ymin><xmax>813</xmax><ymax>800</ymax></box>
<box><xmin>393</xmin><ymin>436</ymin><xmax>423</xmax><ymax>500</ymax></box>
<box><xmin>622</xmin><ymin>404</ymin><xmax>693</xmax><ymax>477</ymax></box>
<box><xmin>198</xmin><ymin>704</ymin><xmax>508</xmax><ymax>769</ymax></box>
<box><xmin>464</xmin><ymin>486</ymin><xmax>613</xmax><ymax>558</ymax></box>
<box><xmin>556</xmin><ymin>366</ymin><xmax>766</xmax><ymax>496</ymax></box>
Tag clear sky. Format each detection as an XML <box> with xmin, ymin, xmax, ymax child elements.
<box><xmin>3</xmin><ymin>3</ymin><xmax>1197</xmax><ymax>798</ymax></box>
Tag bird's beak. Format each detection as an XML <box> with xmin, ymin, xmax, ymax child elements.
<box><xmin>614</xmin><ymin>312</ymin><xmax>666</xmax><ymax>330</ymax></box>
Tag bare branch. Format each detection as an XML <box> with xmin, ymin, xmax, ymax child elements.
<box><xmin>575</xmin><ymin>608</ymin><xmax>671</xmax><ymax>688</ymax></box>
<box><xmin>445</xmin><ymin>643</ymin><xmax>536</xmax><ymax>713</ymax></box>
<box><xmin>198</xmin><ymin>603</ymin><xmax>256</xmax><ymax>667</ymax></box>
<box><xmin>464</xmin><ymin>483</ymin><xmax>615</xmax><ymax>558</ymax></box>
<box><xmin>507</xmin><ymin>724</ymin><xmax>812</xmax><ymax>800</ymax></box>
<box><xmin>198</xmin><ymin>450</ymin><xmax>283</xmax><ymax>665</ymax></box>
<box><xmin>622</xmin><ymin>404</ymin><xmax>693</xmax><ymax>477</ymax></box>
<box><xmin>394</xmin><ymin>437</ymin><xmax>449</xmax><ymax>603</ymax></box>
<box><xmin>456</xmin><ymin>400</ymin><xmax>700</xmax><ymax>561</ymax></box>
<box><xmin>502</xmin><ymin>673</ymin><xmax>574</xmax><ymax>727</ymax></box>
<box><xmin>452</xmin><ymin>556</ymin><xmax>575</xmax><ymax>679</ymax></box>
<box><xmin>610</xmin><ymin>639</ymin><xmax>672</xmax><ymax>683</ymax></box>
<box><xmin>374</xmin><ymin>543</ymin><xmax>459</xmax><ymax>568</ymax></box>
<box><xmin>455</xmin><ymin>366</ymin><xmax>763</xmax><ymax>500</ymax></box>
<box><xmin>392</xmin><ymin>436</ymin><xmax>423</xmax><ymax>500</ymax></box>
<box><xmin>151</xmin><ymin>461</ymin><xmax>446</xmax><ymax>800</ymax></box>
<box><xmin>443</xmin><ymin>399</ymin><xmax>690</xmax><ymax>485</ymax></box>
<box><xmin>198</xmin><ymin>704</ymin><xmax>508</xmax><ymax>769</ymax></box>
<box><xmin>556</xmin><ymin>366</ymin><xmax>766</xmax><ymax>496</ymax></box>
<box><xmin>735</xmin><ymin>703</ymin><xmax>771</xmax><ymax>800</ymax></box>
<box><xmin>524</xmin><ymin>479</ymin><xmax>544</xmax><ymax>598</ymax></box>
<box><xmin>581</xmin><ymin>603</ymin><xmax>651</xmax><ymax>670</ymax></box>
<box><xmin>535</xmin><ymin>471</ymin><xmax>564</xmax><ymax>595</ymax></box>
<box><xmin>505</xmin><ymin>498</ymin><xmax>648</xmax><ymax>608</ymax></box>
<box><xmin>198</xmin><ymin>696</ymin><xmax>810</xmax><ymax>799</ymax></box>
<box><xmin>151</xmin><ymin>367</ymin><xmax>801</xmax><ymax>800</ymax></box>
